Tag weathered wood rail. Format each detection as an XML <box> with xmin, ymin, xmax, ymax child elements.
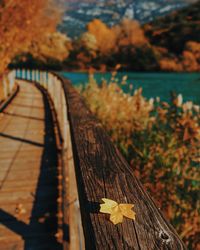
<box><xmin>0</xmin><ymin>71</ymin><xmax>17</xmax><ymax>110</ymax></box>
<box><xmin>6</xmin><ymin>69</ymin><xmax>186</xmax><ymax>249</ymax></box>
<box><xmin>62</xmin><ymin>79</ymin><xmax>186</xmax><ymax>250</ymax></box>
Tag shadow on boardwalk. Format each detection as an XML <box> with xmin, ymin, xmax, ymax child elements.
<box><xmin>0</xmin><ymin>85</ymin><xmax>62</xmax><ymax>249</ymax></box>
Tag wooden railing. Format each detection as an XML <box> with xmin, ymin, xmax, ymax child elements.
<box><xmin>15</xmin><ymin>69</ymin><xmax>84</xmax><ymax>249</ymax></box>
<box><xmin>14</xmin><ymin>69</ymin><xmax>186</xmax><ymax>249</ymax></box>
<box><xmin>0</xmin><ymin>71</ymin><xmax>16</xmax><ymax>108</ymax></box>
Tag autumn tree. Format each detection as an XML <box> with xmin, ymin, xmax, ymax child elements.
<box><xmin>87</xmin><ymin>19</ymin><xmax>117</xmax><ymax>55</ymax></box>
<box><xmin>81</xmin><ymin>18</ymin><xmax>159</xmax><ymax>71</ymax></box>
<box><xmin>112</xmin><ymin>19</ymin><xmax>158</xmax><ymax>71</ymax></box>
<box><xmin>159</xmin><ymin>41</ymin><xmax>200</xmax><ymax>72</ymax></box>
<box><xmin>25</xmin><ymin>32</ymin><xmax>71</xmax><ymax>62</ymax></box>
<box><xmin>182</xmin><ymin>51</ymin><xmax>199</xmax><ymax>71</ymax></box>
<box><xmin>182</xmin><ymin>41</ymin><xmax>200</xmax><ymax>71</ymax></box>
<box><xmin>0</xmin><ymin>0</ymin><xmax>60</xmax><ymax>76</ymax></box>
<box><xmin>86</xmin><ymin>19</ymin><xmax>148</xmax><ymax>56</ymax></box>
<box><xmin>113</xmin><ymin>19</ymin><xmax>148</xmax><ymax>47</ymax></box>
<box><xmin>79</xmin><ymin>32</ymin><xmax>98</xmax><ymax>57</ymax></box>
<box><xmin>185</xmin><ymin>41</ymin><xmax>200</xmax><ymax>59</ymax></box>
<box><xmin>159</xmin><ymin>57</ymin><xmax>183</xmax><ymax>72</ymax></box>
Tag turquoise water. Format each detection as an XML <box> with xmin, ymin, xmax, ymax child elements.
<box><xmin>61</xmin><ymin>72</ymin><xmax>200</xmax><ymax>104</ymax></box>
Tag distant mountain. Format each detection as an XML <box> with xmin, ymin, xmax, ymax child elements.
<box><xmin>58</xmin><ymin>0</ymin><xmax>198</xmax><ymax>37</ymax></box>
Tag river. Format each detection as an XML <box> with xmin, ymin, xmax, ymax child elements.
<box><xmin>61</xmin><ymin>72</ymin><xmax>200</xmax><ymax>104</ymax></box>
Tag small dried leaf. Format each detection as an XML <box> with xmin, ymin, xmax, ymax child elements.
<box><xmin>100</xmin><ymin>198</ymin><xmax>136</xmax><ymax>225</ymax></box>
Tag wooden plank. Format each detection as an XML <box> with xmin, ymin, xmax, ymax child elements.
<box><xmin>0</xmin><ymin>80</ymin><xmax>61</xmax><ymax>249</ymax></box>
<box><xmin>62</xmin><ymin>79</ymin><xmax>186</xmax><ymax>250</ymax></box>
<box><xmin>0</xmin><ymin>239</ymin><xmax>24</xmax><ymax>250</ymax></box>
<box><xmin>65</xmin><ymin>122</ymin><xmax>85</xmax><ymax>250</ymax></box>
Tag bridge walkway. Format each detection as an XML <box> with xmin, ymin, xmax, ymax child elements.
<box><xmin>0</xmin><ymin>80</ymin><xmax>61</xmax><ymax>249</ymax></box>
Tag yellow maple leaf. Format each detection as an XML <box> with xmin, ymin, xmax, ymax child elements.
<box><xmin>100</xmin><ymin>198</ymin><xmax>136</xmax><ymax>225</ymax></box>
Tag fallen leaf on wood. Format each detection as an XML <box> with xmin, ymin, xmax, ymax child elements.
<box><xmin>100</xmin><ymin>198</ymin><xmax>136</xmax><ymax>225</ymax></box>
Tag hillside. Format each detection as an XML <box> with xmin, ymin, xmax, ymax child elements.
<box><xmin>58</xmin><ymin>0</ymin><xmax>196</xmax><ymax>37</ymax></box>
<box><xmin>11</xmin><ymin>1</ymin><xmax>200</xmax><ymax>72</ymax></box>
<box><xmin>144</xmin><ymin>0</ymin><xmax>200</xmax><ymax>54</ymax></box>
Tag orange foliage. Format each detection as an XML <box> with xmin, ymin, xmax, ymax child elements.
<box><xmin>159</xmin><ymin>58</ymin><xmax>183</xmax><ymax>72</ymax></box>
<box><xmin>28</xmin><ymin>32</ymin><xmax>71</xmax><ymax>62</ymax></box>
<box><xmin>86</xmin><ymin>19</ymin><xmax>148</xmax><ymax>56</ymax></box>
<box><xmin>185</xmin><ymin>41</ymin><xmax>200</xmax><ymax>55</ymax></box>
<box><xmin>159</xmin><ymin>41</ymin><xmax>200</xmax><ymax>72</ymax></box>
<box><xmin>113</xmin><ymin>19</ymin><xmax>148</xmax><ymax>47</ymax></box>
<box><xmin>0</xmin><ymin>0</ymin><xmax>60</xmax><ymax>75</ymax></box>
<box><xmin>182</xmin><ymin>51</ymin><xmax>199</xmax><ymax>71</ymax></box>
<box><xmin>87</xmin><ymin>19</ymin><xmax>117</xmax><ymax>55</ymax></box>
<box><xmin>80</xmin><ymin>32</ymin><xmax>98</xmax><ymax>54</ymax></box>
<box><xmin>76</xmin><ymin>19</ymin><xmax>200</xmax><ymax>72</ymax></box>
<box><xmin>182</xmin><ymin>41</ymin><xmax>200</xmax><ymax>71</ymax></box>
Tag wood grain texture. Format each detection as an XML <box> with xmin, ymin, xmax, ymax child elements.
<box><xmin>0</xmin><ymin>80</ymin><xmax>61</xmax><ymax>249</ymax></box>
<box><xmin>62</xmin><ymin>78</ymin><xmax>186</xmax><ymax>250</ymax></box>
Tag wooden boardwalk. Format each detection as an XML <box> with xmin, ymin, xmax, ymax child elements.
<box><xmin>0</xmin><ymin>71</ymin><xmax>186</xmax><ymax>249</ymax></box>
<box><xmin>0</xmin><ymin>80</ymin><xmax>61</xmax><ymax>249</ymax></box>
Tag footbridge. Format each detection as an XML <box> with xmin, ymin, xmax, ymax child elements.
<box><xmin>0</xmin><ymin>69</ymin><xmax>185</xmax><ymax>249</ymax></box>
